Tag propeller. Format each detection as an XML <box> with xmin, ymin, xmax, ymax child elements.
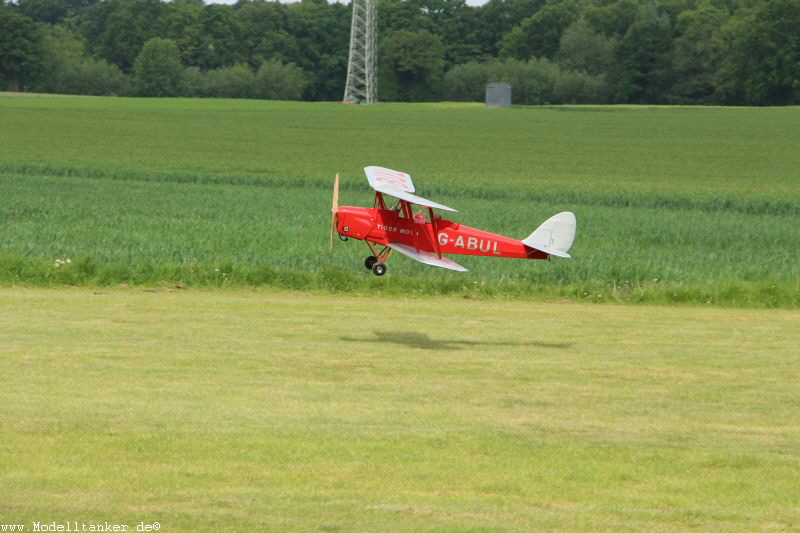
<box><xmin>330</xmin><ymin>173</ymin><xmax>339</xmax><ymax>250</ymax></box>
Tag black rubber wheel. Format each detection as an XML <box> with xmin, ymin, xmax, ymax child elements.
<box><xmin>364</xmin><ymin>255</ymin><xmax>377</xmax><ymax>270</ymax></box>
<box><xmin>371</xmin><ymin>262</ymin><xmax>387</xmax><ymax>276</ymax></box>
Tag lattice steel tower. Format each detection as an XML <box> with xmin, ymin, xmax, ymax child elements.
<box><xmin>343</xmin><ymin>0</ymin><xmax>377</xmax><ymax>104</ymax></box>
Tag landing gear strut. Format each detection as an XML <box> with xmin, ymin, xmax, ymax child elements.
<box><xmin>365</xmin><ymin>243</ymin><xmax>391</xmax><ymax>276</ymax></box>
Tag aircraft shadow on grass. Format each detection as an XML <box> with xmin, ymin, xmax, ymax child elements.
<box><xmin>340</xmin><ymin>331</ymin><xmax>572</xmax><ymax>351</ymax></box>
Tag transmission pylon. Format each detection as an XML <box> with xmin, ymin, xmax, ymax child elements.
<box><xmin>343</xmin><ymin>0</ymin><xmax>377</xmax><ymax>104</ymax></box>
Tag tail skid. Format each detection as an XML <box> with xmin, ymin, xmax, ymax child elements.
<box><xmin>522</xmin><ymin>212</ymin><xmax>576</xmax><ymax>259</ymax></box>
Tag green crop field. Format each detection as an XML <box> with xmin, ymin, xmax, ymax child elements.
<box><xmin>1</xmin><ymin>94</ymin><xmax>799</xmax><ymax>306</ymax></box>
<box><xmin>1</xmin><ymin>288</ymin><xmax>799</xmax><ymax>531</ymax></box>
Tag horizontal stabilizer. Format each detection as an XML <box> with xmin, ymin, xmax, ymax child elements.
<box><xmin>522</xmin><ymin>212</ymin><xmax>576</xmax><ymax>259</ymax></box>
<box><xmin>387</xmin><ymin>242</ymin><xmax>468</xmax><ymax>272</ymax></box>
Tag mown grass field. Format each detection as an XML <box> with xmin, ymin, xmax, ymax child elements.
<box><xmin>1</xmin><ymin>94</ymin><xmax>798</xmax><ymax>305</ymax></box>
<box><xmin>1</xmin><ymin>288</ymin><xmax>798</xmax><ymax>531</ymax></box>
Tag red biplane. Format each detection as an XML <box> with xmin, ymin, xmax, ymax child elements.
<box><xmin>330</xmin><ymin>166</ymin><xmax>576</xmax><ymax>276</ymax></box>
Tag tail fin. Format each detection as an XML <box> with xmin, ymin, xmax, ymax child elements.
<box><xmin>522</xmin><ymin>212</ymin><xmax>576</xmax><ymax>259</ymax></box>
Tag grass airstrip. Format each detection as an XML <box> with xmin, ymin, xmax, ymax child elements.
<box><xmin>1</xmin><ymin>288</ymin><xmax>799</xmax><ymax>531</ymax></box>
<box><xmin>1</xmin><ymin>94</ymin><xmax>799</xmax><ymax>529</ymax></box>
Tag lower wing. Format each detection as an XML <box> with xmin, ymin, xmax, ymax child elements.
<box><xmin>387</xmin><ymin>242</ymin><xmax>468</xmax><ymax>272</ymax></box>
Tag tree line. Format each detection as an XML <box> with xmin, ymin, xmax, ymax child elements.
<box><xmin>1</xmin><ymin>0</ymin><xmax>798</xmax><ymax>105</ymax></box>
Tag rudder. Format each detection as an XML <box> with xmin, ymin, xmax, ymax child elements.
<box><xmin>522</xmin><ymin>212</ymin><xmax>576</xmax><ymax>259</ymax></box>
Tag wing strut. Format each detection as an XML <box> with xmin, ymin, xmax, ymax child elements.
<box><xmin>428</xmin><ymin>207</ymin><xmax>442</xmax><ymax>259</ymax></box>
<box><xmin>373</xmin><ymin>191</ymin><xmax>388</xmax><ymax>210</ymax></box>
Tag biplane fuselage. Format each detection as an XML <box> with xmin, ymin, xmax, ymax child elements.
<box><xmin>337</xmin><ymin>204</ymin><xmax>548</xmax><ymax>261</ymax></box>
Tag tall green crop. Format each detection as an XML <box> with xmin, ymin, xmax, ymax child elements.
<box><xmin>1</xmin><ymin>95</ymin><xmax>798</xmax><ymax>306</ymax></box>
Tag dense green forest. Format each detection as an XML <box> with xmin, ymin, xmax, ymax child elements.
<box><xmin>1</xmin><ymin>0</ymin><xmax>798</xmax><ymax>104</ymax></box>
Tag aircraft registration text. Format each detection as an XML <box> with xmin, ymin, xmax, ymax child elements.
<box><xmin>438</xmin><ymin>232</ymin><xmax>501</xmax><ymax>254</ymax></box>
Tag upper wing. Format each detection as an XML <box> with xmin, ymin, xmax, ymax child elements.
<box><xmin>365</xmin><ymin>166</ymin><xmax>457</xmax><ymax>212</ymax></box>
<box><xmin>387</xmin><ymin>242</ymin><xmax>468</xmax><ymax>272</ymax></box>
<box><xmin>365</xmin><ymin>166</ymin><xmax>415</xmax><ymax>193</ymax></box>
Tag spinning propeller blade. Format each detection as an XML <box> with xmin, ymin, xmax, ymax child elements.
<box><xmin>330</xmin><ymin>173</ymin><xmax>339</xmax><ymax>250</ymax></box>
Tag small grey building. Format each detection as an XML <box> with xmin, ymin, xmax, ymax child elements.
<box><xmin>485</xmin><ymin>82</ymin><xmax>511</xmax><ymax>108</ymax></box>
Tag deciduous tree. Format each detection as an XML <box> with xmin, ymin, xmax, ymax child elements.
<box><xmin>133</xmin><ymin>37</ymin><xmax>184</xmax><ymax>96</ymax></box>
<box><xmin>0</xmin><ymin>6</ymin><xmax>44</xmax><ymax>91</ymax></box>
<box><xmin>379</xmin><ymin>29</ymin><xmax>445</xmax><ymax>101</ymax></box>
<box><xmin>557</xmin><ymin>17</ymin><xmax>615</xmax><ymax>76</ymax></box>
<box><xmin>612</xmin><ymin>3</ymin><xmax>674</xmax><ymax>103</ymax></box>
<box><xmin>671</xmin><ymin>0</ymin><xmax>728</xmax><ymax>103</ymax></box>
<box><xmin>716</xmin><ymin>0</ymin><xmax>800</xmax><ymax>104</ymax></box>
<box><xmin>500</xmin><ymin>0</ymin><xmax>581</xmax><ymax>60</ymax></box>
<box><xmin>253</xmin><ymin>59</ymin><xmax>307</xmax><ymax>100</ymax></box>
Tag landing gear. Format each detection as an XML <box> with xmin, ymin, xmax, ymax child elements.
<box><xmin>371</xmin><ymin>262</ymin><xmax>387</xmax><ymax>276</ymax></box>
<box><xmin>366</xmin><ymin>243</ymin><xmax>391</xmax><ymax>276</ymax></box>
